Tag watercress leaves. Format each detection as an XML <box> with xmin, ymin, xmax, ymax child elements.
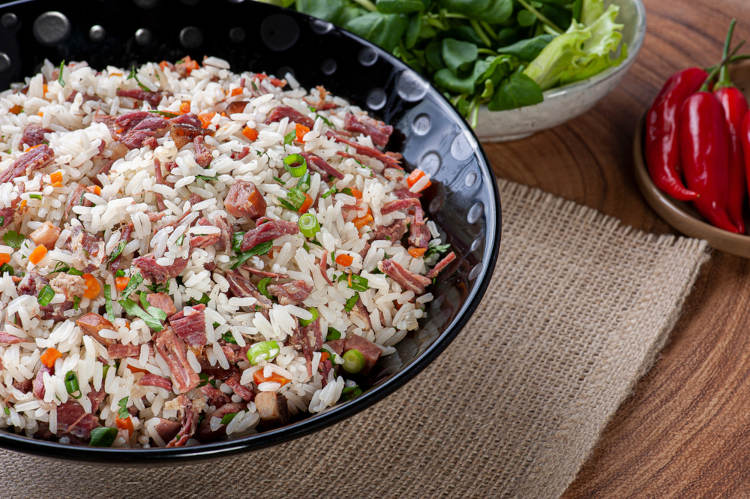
<box><xmin>488</xmin><ymin>71</ymin><xmax>543</xmax><ymax>111</ymax></box>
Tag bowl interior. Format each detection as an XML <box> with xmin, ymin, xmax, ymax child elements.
<box><xmin>0</xmin><ymin>0</ymin><xmax>501</xmax><ymax>460</ymax></box>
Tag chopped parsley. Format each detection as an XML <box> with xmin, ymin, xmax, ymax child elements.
<box><xmin>426</xmin><ymin>241</ymin><xmax>451</xmax><ymax>258</ymax></box>
<box><xmin>119</xmin><ymin>298</ymin><xmax>163</xmax><ymax>331</ymax></box>
<box><xmin>221</xmin><ymin>331</ymin><xmax>237</xmax><ymax>344</ymax></box>
<box><xmin>344</xmin><ymin>293</ymin><xmax>359</xmax><ymax>312</ymax></box>
<box><xmin>321</xmin><ymin>187</ymin><xmax>337</xmax><ymax>199</ymax></box>
<box><xmin>196</xmin><ymin>174</ymin><xmax>217</xmax><ymax>182</ymax></box>
<box><xmin>121</xmin><ymin>271</ymin><xmax>143</xmax><ymax>299</ymax></box>
<box><xmin>341</xmin><ymin>385</ymin><xmax>363</xmax><ymax>401</ymax></box>
<box><xmin>104</xmin><ymin>284</ymin><xmax>114</xmax><ymax>321</ymax></box>
<box><xmin>220</xmin><ymin>412</ymin><xmax>237</xmax><ymax>425</ymax></box>
<box><xmin>117</xmin><ymin>396</ymin><xmax>129</xmax><ymax>418</ymax></box>
<box><xmin>0</xmin><ymin>263</ymin><xmax>13</xmax><ymax>276</ymax></box>
<box><xmin>127</xmin><ymin>65</ymin><xmax>153</xmax><ymax>92</ymax></box>
<box><xmin>108</xmin><ymin>241</ymin><xmax>127</xmax><ymax>262</ymax></box>
<box><xmin>231</xmin><ymin>240</ymin><xmax>273</xmax><ymax>269</ymax></box>
<box><xmin>2</xmin><ymin>230</ymin><xmax>25</xmax><ymax>249</ymax></box>
<box><xmin>283</xmin><ymin>130</ymin><xmax>295</xmax><ymax>145</ymax></box>
<box><xmin>72</xmin><ymin>296</ymin><xmax>80</xmax><ymax>311</ymax></box>
<box><xmin>326</xmin><ymin>327</ymin><xmax>341</xmax><ymax>341</ymax></box>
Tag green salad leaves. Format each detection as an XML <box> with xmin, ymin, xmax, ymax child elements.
<box><xmin>257</xmin><ymin>0</ymin><xmax>626</xmax><ymax>126</ymax></box>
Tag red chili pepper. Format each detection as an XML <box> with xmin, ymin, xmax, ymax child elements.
<box><xmin>743</xmin><ymin>113</ymin><xmax>750</xmax><ymax>198</ymax></box>
<box><xmin>645</xmin><ymin>67</ymin><xmax>706</xmax><ymax>201</ymax></box>
<box><xmin>679</xmin><ymin>92</ymin><xmax>739</xmax><ymax>233</ymax></box>
<box><xmin>714</xmin><ymin>86</ymin><xmax>748</xmax><ymax>234</ymax></box>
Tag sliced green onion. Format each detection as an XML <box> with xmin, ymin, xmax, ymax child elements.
<box><xmin>344</xmin><ymin>293</ymin><xmax>359</xmax><ymax>312</ymax></box>
<box><xmin>148</xmin><ymin>110</ymin><xmax>178</xmax><ymax>118</ymax></box>
<box><xmin>3</xmin><ymin>406</ymin><xmax>9</xmax><ymax>415</ymax></box>
<box><xmin>342</xmin><ymin>349</ymin><xmax>365</xmax><ymax>374</ymax></box>
<box><xmin>221</xmin><ymin>331</ymin><xmax>237</xmax><ymax>344</ymax></box>
<box><xmin>140</xmin><ymin>291</ymin><xmax>167</xmax><ymax>321</ymax></box>
<box><xmin>283</xmin><ymin>153</ymin><xmax>307</xmax><ymax>177</ymax></box>
<box><xmin>341</xmin><ymin>385</ymin><xmax>363</xmax><ymax>401</ymax></box>
<box><xmin>188</xmin><ymin>293</ymin><xmax>210</xmax><ymax>306</ymax></box>
<box><xmin>115</xmin><ymin>269</ymin><xmax>126</xmax><ymax>277</ymax></box>
<box><xmin>231</xmin><ymin>231</ymin><xmax>245</xmax><ymax>253</ymax></box>
<box><xmin>108</xmin><ymin>241</ymin><xmax>126</xmax><ymax>262</ymax></box>
<box><xmin>246</xmin><ymin>340</ymin><xmax>280</xmax><ymax>365</ymax></box>
<box><xmin>102</xmin><ymin>364</ymin><xmax>110</xmax><ymax>379</ymax></box>
<box><xmin>52</xmin><ymin>261</ymin><xmax>69</xmax><ymax>274</ymax></box>
<box><xmin>321</xmin><ymin>187</ymin><xmax>337</xmax><ymax>199</ymax></box>
<box><xmin>37</xmin><ymin>285</ymin><xmax>55</xmax><ymax>306</ymax></box>
<box><xmin>298</xmin><ymin>213</ymin><xmax>320</xmax><ymax>239</ymax></box>
<box><xmin>299</xmin><ymin>307</ymin><xmax>319</xmax><ymax>327</ymax></box>
<box><xmin>297</xmin><ymin>171</ymin><xmax>311</xmax><ymax>193</ymax></box>
<box><xmin>28</xmin><ymin>193</ymin><xmax>42</xmax><ymax>200</ymax></box>
<box><xmin>220</xmin><ymin>412</ymin><xmax>237</xmax><ymax>425</ymax></box>
<box><xmin>281</xmin><ymin>187</ymin><xmax>307</xmax><ymax>211</ymax></box>
<box><xmin>64</xmin><ymin>371</ymin><xmax>81</xmax><ymax>398</ymax></box>
<box><xmin>272</xmin><ymin>176</ymin><xmax>286</xmax><ymax>185</ymax></box>
<box><xmin>118</xmin><ymin>299</ymin><xmax>163</xmax><ymax>331</ymax></box>
<box><xmin>104</xmin><ymin>284</ymin><xmax>114</xmax><ymax>321</ymax></box>
<box><xmin>257</xmin><ymin>277</ymin><xmax>272</xmax><ymax>299</ymax></box>
<box><xmin>326</xmin><ymin>327</ymin><xmax>342</xmax><ymax>341</ymax></box>
<box><xmin>89</xmin><ymin>427</ymin><xmax>118</xmax><ymax>447</ymax></box>
<box><xmin>230</xmin><ymin>240</ymin><xmax>273</xmax><ymax>269</ymax></box>
<box><xmin>127</xmin><ymin>65</ymin><xmax>153</xmax><ymax>92</ymax></box>
<box><xmin>2</xmin><ymin>231</ymin><xmax>25</xmax><ymax>250</ymax></box>
<box><xmin>67</xmin><ymin>268</ymin><xmax>83</xmax><ymax>276</ymax></box>
<box><xmin>196</xmin><ymin>174</ymin><xmax>217</xmax><ymax>182</ymax></box>
<box><xmin>340</xmin><ymin>187</ymin><xmax>353</xmax><ymax>196</ymax></box>
<box><xmin>117</xmin><ymin>396</ymin><xmax>129</xmax><ymax>418</ymax></box>
<box><xmin>283</xmin><ymin>130</ymin><xmax>296</xmax><ymax>145</ymax></box>
<box><xmin>349</xmin><ymin>274</ymin><xmax>369</xmax><ymax>292</ymax></box>
<box><xmin>73</xmin><ymin>296</ymin><xmax>80</xmax><ymax>310</ymax></box>
<box><xmin>121</xmin><ymin>271</ymin><xmax>143</xmax><ymax>299</ymax></box>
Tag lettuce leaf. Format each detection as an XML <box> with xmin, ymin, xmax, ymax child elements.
<box><xmin>523</xmin><ymin>0</ymin><xmax>627</xmax><ymax>91</ymax></box>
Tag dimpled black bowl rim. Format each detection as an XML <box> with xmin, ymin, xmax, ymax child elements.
<box><xmin>0</xmin><ymin>0</ymin><xmax>501</xmax><ymax>462</ymax></box>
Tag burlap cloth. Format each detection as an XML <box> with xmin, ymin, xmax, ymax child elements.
<box><xmin>0</xmin><ymin>179</ymin><xmax>709</xmax><ymax>498</ymax></box>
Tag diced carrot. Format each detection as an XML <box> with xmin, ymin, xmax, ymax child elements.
<box><xmin>37</xmin><ymin>112</ymin><xmax>43</xmax><ymax>117</ymax></box>
<box><xmin>0</xmin><ymin>253</ymin><xmax>10</xmax><ymax>266</ymax></box>
<box><xmin>298</xmin><ymin>193</ymin><xmax>313</xmax><ymax>214</ymax></box>
<box><xmin>348</xmin><ymin>273</ymin><xmax>352</xmax><ymax>287</ymax></box>
<box><xmin>408</xmin><ymin>247</ymin><xmax>427</xmax><ymax>258</ymax></box>
<box><xmin>230</xmin><ymin>87</ymin><xmax>243</xmax><ymax>97</ymax></box>
<box><xmin>19</xmin><ymin>200</ymin><xmax>27</xmax><ymax>211</ymax></box>
<box><xmin>115</xmin><ymin>276</ymin><xmax>130</xmax><ymax>292</ymax></box>
<box><xmin>406</xmin><ymin>169</ymin><xmax>431</xmax><ymax>192</ymax></box>
<box><xmin>198</xmin><ymin>112</ymin><xmax>215</xmax><ymax>129</ymax></box>
<box><xmin>25</xmin><ymin>144</ymin><xmax>43</xmax><ymax>152</ymax></box>
<box><xmin>49</xmin><ymin>170</ymin><xmax>63</xmax><ymax>187</ymax></box>
<box><xmin>179</xmin><ymin>101</ymin><xmax>191</xmax><ymax>114</ymax></box>
<box><xmin>320</xmin><ymin>351</ymin><xmax>330</xmax><ymax>363</ymax></box>
<box><xmin>159</xmin><ymin>61</ymin><xmax>170</xmax><ymax>71</ymax></box>
<box><xmin>115</xmin><ymin>416</ymin><xmax>134</xmax><ymax>435</ymax></box>
<box><xmin>269</xmin><ymin>77</ymin><xmax>287</xmax><ymax>88</ymax></box>
<box><xmin>220</xmin><ymin>112</ymin><xmax>228</xmax><ymax>117</ymax></box>
<box><xmin>349</xmin><ymin>188</ymin><xmax>363</xmax><ymax>199</ymax></box>
<box><xmin>40</xmin><ymin>347</ymin><xmax>61</xmax><ymax>368</ymax></box>
<box><xmin>353</xmin><ymin>212</ymin><xmax>373</xmax><ymax>230</ymax></box>
<box><xmin>335</xmin><ymin>254</ymin><xmax>354</xmax><ymax>267</ymax></box>
<box><xmin>183</xmin><ymin>56</ymin><xmax>200</xmax><ymax>75</ymax></box>
<box><xmin>127</xmin><ymin>365</ymin><xmax>148</xmax><ymax>374</ymax></box>
<box><xmin>86</xmin><ymin>185</ymin><xmax>102</xmax><ymax>196</ymax></box>
<box><xmin>253</xmin><ymin>369</ymin><xmax>291</xmax><ymax>387</ymax></box>
<box><xmin>42</xmin><ymin>83</ymin><xmax>48</xmax><ymax>95</ymax></box>
<box><xmin>29</xmin><ymin>245</ymin><xmax>48</xmax><ymax>265</ymax></box>
<box><xmin>295</xmin><ymin>123</ymin><xmax>310</xmax><ymax>143</ymax></box>
<box><xmin>9</xmin><ymin>105</ymin><xmax>22</xmax><ymax>114</ymax></box>
<box><xmin>242</xmin><ymin>126</ymin><xmax>258</xmax><ymax>141</ymax></box>
<box><xmin>109</xmin><ymin>72</ymin><xmax>123</xmax><ymax>77</ymax></box>
<box><xmin>82</xmin><ymin>273</ymin><xmax>101</xmax><ymax>299</ymax></box>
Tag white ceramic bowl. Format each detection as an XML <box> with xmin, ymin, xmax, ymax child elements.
<box><xmin>475</xmin><ymin>0</ymin><xmax>646</xmax><ymax>142</ymax></box>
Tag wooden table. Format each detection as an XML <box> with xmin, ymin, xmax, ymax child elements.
<box><xmin>483</xmin><ymin>1</ymin><xmax>750</xmax><ymax>496</ymax></box>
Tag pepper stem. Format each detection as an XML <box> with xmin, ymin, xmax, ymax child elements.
<box><xmin>701</xmin><ymin>37</ymin><xmax>744</xmax><ymax>91</ymax></box>
<box><xmin>716</xmin><ymin>19</ymin><xmax>738</xmax><ymax>89</ymax></box>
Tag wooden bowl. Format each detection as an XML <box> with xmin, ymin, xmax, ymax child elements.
<box><xmin>633</xmin><ymin>63</ymin><xmax>750</xmax><ymax>257</ymax></box>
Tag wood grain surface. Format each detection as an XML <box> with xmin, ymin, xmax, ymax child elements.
<box><xmin>482</xmin><ymin>1</ymin><xmax>750</xmax><ymax>496</ymax></box>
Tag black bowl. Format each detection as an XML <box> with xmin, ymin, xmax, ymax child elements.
<box><xmin>0</xmin><ymin>0</ymin><xmax>501</xmax><ymax>461</ymax></box>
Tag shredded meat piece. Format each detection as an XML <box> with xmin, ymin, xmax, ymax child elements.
<box><xmin>139</xmin><ymin>373</ymin><xmax>172</xmax><ymax>391</ymax></box>
<box><xmin>116</xmin><ymin>88</ymin><xmax>163</xmax><ymax>107</ymax></box>
<box><xmin>344</xmin><ymin>113</ymin><xmax>393</xmax><ymax>148</ymax></box>
<box><xmin>319</xmin><ymin>359</ymin><xmax>333</xmax><ymax>387</ymax></box>
<box><xmin>352</xmin><ymin>298</ymin><xmax>373</xmax><ymax>330</ymax></box>
<box><xmin>319</xmin><ymin>255</ymin><xmax>333</xmax><ymax>285</ymax></box>
<box><xmin>0</xmin><ymin>144</ymin><xmax>54</xmax><ymax>183</ymax></box>
<box><xmin>264</xmin><ymin>105</ymin><xmax>314</xmax><ymax>128</ymax></box>
<box><xmin>225</xmin><ymin>270</ymin><xmax>273</xmax><ymax>309</ymax></box>
<box><xmin>166</xmin><ymin>395</ymin><xmax>198</xmax><ymax>447</ymax></box>
<box><xmin>12</xmin><ymin>379</ymin><xmax>32</xmax><ymax>393</ymax></box>
<box><xmin>326</xmin><ymin>132</ymin><xmax>402</xmax><ymax>169</ymax></box>
<box><xmin>225</xmin><ymin>375</ymin><xmax>254</xmax><ymax>402</ymax></box>
<box><xmin>378</xmin><ymin>259</ymin><xmax>431</xmax><ymax>294</ymax></box>
<box><xmin>50</xmin><ymin>273</ymin><xmax>86</xmax><ymax>300</ymax></box>
<box><xmin>145</xmin><ymin>292</ymin><xmax>176</xmax><ymax>316</ymax></box>
<box><xmin>0</xmin><ymin>205</ymin><xmax>14</xmax><ymax>228</ymax></box>
<box><xmin>381</xmin><ymin>198</ymin><xmax>421</xmax><ymax>215</ymax></box>
<box><xmin>267</xmin><ymin>280</ymin><xmax>312</xmax><ymax>306</ymax></box>
<box><xmin>193</xmin><ymin>135</ymin><xmax>212</xmax><ymax>167</ymax></box>
<box><xmin>426</xmin><ymin>251</ymin><xmax>456</xmax><ymax>279</ymax></box>
<box><xmin>301</xmin><ymin>152</ymin><xmax>344</xmax><ymax>179</ymax></box>
<box><xmin>393</xmin><ymin>187</ymin><xmax>420</xmax><ymax>199</ymax></box>
<box><xmin>29</xmin><ymin>222</ymin><xmax>61</xmax><ymax>247</ymax></box>
<box><xmin>0</xmin><ymin>332</ymin><xmax>24</xmax><ymax>345</ymax></box>
<box><xmin>56</xmin><ymin>401</ymin><xmax>100</xmax><ymax>441</ymax></box>
<box><xmin>40</xmin><ymin>301</ymin><xmax>73</xmax><ymax>321</ymax></box>
<box><xmin>69</xmin><ymin>227</ymin><xmax>105</xmax><ymax>272</ymax></box>
<box><xmin>240</xmin><ymin>219</ymin><xmax>298</xmax><ymax>251</ymax></box>
<box><xmin>64</xmin><ymin>184</ymin><xmax>86</xmax><ymax>219</ymax></box>
<box><xmin>195</xmin><ymin>402</ymin><xmax>245</xmax><ymax>443</ymax></box>
<box><xmin>290</xmin><ymin>317</ymin><xmax>323</xmax><ymax>377</ymax></box>
<box><xmin>17</xmin><ymin>272</ymin><xmax>47</xmax><ymax>296</ymax></box>
<box><xmin>76</xmin><ymin>313</ymin><xmax>116</xmax><ymax>346</ymax></box>
<box><xmin>107</xmin><ymin>344</ymin><xmax>141</xmax><ymax>359</ymax></box>
<box><xmin>242</xmin><ymin>266</ymin><xmax>287</xmax><ymax>279</ymax></box>
<box><xmin>19</xmin><ymin>124</ymin><xmax>52</xmax><ymax>150</ymax></box>
<box><xmin>408</xmin><ymin>217</ymin><xmax>431</xmax><ymax>248</ymax></box>
<box><xmin>88</xmin><ymin>388</ymin><xmax>107</xmax><ymax>412</ymax></box>
<box><xmin>223</xmin><ymin>180</ymin><xmax>266</xmax><ymax>220</ymax></box>
<box><xmin>119</xmin><ymin>116</ymin><xmax>168</xmax><ymax>149</ymax></box>
<box><xmin>169</xmin><ymin>113</ymin><xmax>211</xmax><ymax>149</ymax></box>
<box><xmin>34</xmin><ymin>366</ymin><xmax>52</xmax><ymax>398</ymax></box>
<box><xmin>133</xmin><ymin>255</ymin><xmax>188</xmax><ymax>283</ymax></box>
<box><xmin>225</xmin><ymin>101</ymin><xmax>248</xmax><ymax>114</ymax></box>
<box><xmin>230</xmin><ymin>146</ymin><xmax>250</xmax><ymax>160</ymax></box>
<box><xmin>154</xmin><ymin>328</ymin><xmax>200</xmax><ymax>394</ymax></box>
<box><xmin>200</xmin><ymin>384</ymin><xmax>230</xmax><ymax>408</ymax></box>
<box><xmin>255</xmin><ymin>392</ymin><xmax>289</xmax><ymax>429</ymax></box>
<box><xmin>168</xmin><ymin>304</ymin><xmax>207</xmax><ymax>347</ymax></box>
<box><xmin>154</xmin><ymin>418</ymin><xmax>181</xmax><ymax>444</ymax></box>
<box><xmin>372</xmin><ymin>219</ymin><xmax>408</xmax><ymax>243</ymax></box>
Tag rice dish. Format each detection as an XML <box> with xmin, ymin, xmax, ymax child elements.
<box><xmin>0</xmin><ymin>56</ymin><xmax>456</xmax><ymax>447</ymax></box>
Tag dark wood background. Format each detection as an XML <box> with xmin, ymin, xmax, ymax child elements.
<box><xmin>483</xmin><ymin>1</ymin><xmax>750</xmax><ymax>496</ymax></box>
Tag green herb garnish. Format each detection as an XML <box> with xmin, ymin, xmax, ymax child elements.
<box><xmin>117</xmin><ymin>396</ymin><xmax>129</xmax><ymax>419</ymax></box>
<box><xmin>37</xmin><ymin>285</ymin><xmax>55</xmax><ymax>307</ymax></box>
<box><xmin>58</xmin><ymin>60</ymin><xmax>65</xmax><ymax>87</ymax></box>
<box><xmin>230</xmin><ymin>240</ymin><xmax>273</xmax><ymax>269</ymax></box>
<box><xmin>2</xmin><ymin>230</ymin><xmax>25</xmax><ymax>249</ymax></box>
<box><xmin>108</xmin><ymin>241</ymin><xmax>126</xmax><ymax>262</ymax></box>
<box><xmin>104</xmin><ymin>284</ymin><xmax>114</xmax><ymax>321</ymax></box>
<box><xmin>89</xmin><ymin>427</ymin><xmax>118</xmax><ymax>447</ymax></box>
<box><xmin>121</xmin><ymin>271</ymin><xmax>143</xmax><ymax>299</ymax></box>
<box><xmin>344</xmin><ymin>293</ymin><xmax>359</xmax><ymax>312</ymax></box>
<box><xmin>148</xmin><ymin>109</ymin><xmax>178</xmax><ymax>118</ymax></box>
<box><xmin>127</xmin><ymin>65</ymin><xmax>153</xmax><ymax>92</ymax></box>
